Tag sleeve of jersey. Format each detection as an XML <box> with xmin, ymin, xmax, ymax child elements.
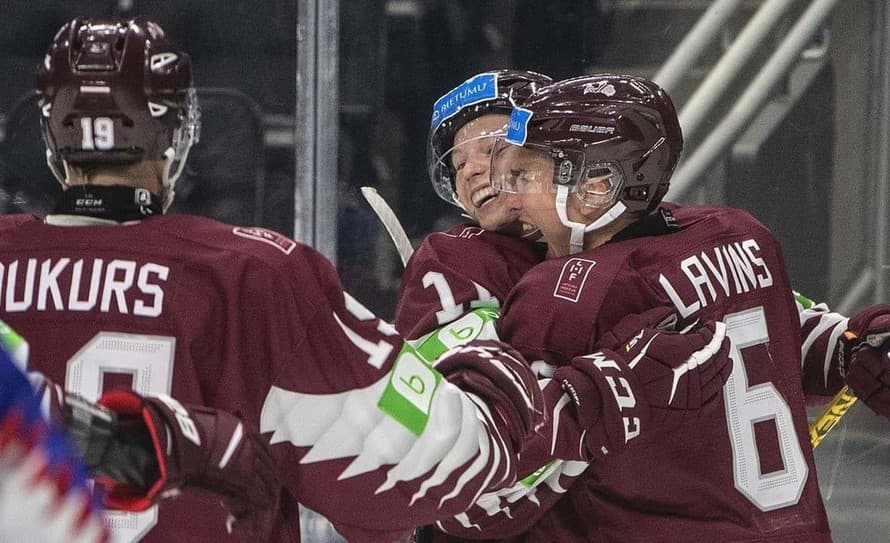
<box><xmin>0</xmin><ymin>347</ymin><xmax>107</xmax><ymax>543</ymax></box>
<box><xmin>395</xmin><ymin>230</ymin><xmax>536</xmax><ymax>339</ymax></box>
<box><xmin>795</xmin><ymin>291</ymin><xmax>850</xmax><ymax>399</ymax></box>
<box><xmin>258</xmin><ymin>247</ymin><xmax>543</xmax><ymax>543</ymax></box>
<box><xmin>433</xmin><ymin>378</ymin><xmax>589</xmax><ymax>539</ymax></box>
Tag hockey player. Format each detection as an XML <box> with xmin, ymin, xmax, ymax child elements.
<box><xmin>0</xmin><ymin>324</ymin><xmax>107</xmax><ymax>543</ymax></box>
<box><xmin>0</xmin><ymin>17</ymin><xmax>546</xmax><ymax>543</ymax></box>
<box><xmin>481</xmin><ymin>73</ymin><xmax>836</xmax><ymax>542</ymax></box>
<box><xmin>396</xmin><ymin>69</ymin><xmax>551</xmax><ymax>339</ymax></box>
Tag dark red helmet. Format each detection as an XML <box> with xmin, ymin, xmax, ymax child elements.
<box><xmin>494</xmin><ymin>73</ymin><xmax>683</xmax><ymax>214</ymax></box>
<box><xmin>427</xmin><ymin>70</ymin><xmax>552</xmax><ymax>207</ymax></box>
<box><xmin>36</xmin><ymin>17</ymin><xmax>200</xmax><ymax>209</ymax></box>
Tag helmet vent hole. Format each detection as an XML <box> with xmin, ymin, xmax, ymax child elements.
<box><xmin>122</xmin><ymin>118</ymin><xmax>134</xmax><ymax>128</ymax></box>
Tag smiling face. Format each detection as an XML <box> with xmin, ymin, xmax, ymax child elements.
<box><xmin>450</xmin><ymin>113</ymin><xmax>523</xmax><ymax>233</ymax></box>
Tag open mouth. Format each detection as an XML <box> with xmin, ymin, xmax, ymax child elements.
<box><xmin>472</xmin><ymin>186</ymin><xmax>499</xmax><ymax>208</ymax></box>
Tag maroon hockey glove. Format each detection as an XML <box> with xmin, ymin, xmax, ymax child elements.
<box><xmin>553</xmin><ymin>307</ymin><xmax>732</xmax><ymax>461</ymax></box>
<box><xmin>842</xmin><ymin>304</ymin><xmax>890</xmax><ymax>420</ymax></box>
<box><xmin>436</xmin><ymin>340</ymin><xmax>545</xmax><ymax>452</ymax></box>
<box><xmin>86</xmin><ymin>391</ymin><xmax>280</xmax><ymax>538</ymax></box>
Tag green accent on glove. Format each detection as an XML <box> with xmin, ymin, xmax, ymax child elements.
<box><xmin>378</xmin><ymin>343</ymin><xmax>443</xmax><ymax>436</ymax></box>
<box><xmin>0</xmin><ymin>321</ymin><xmax>24</xmax><ymax>351</ymax></box>
<box><xmin>793</xmin><ymin>290</ymin><xmax>815</xmax><ymax>310</ymax></box>
<box><xmin>377</xmin><ymin>307</ymin><xmax>500</xmax><ymax>435</ymax></box>
<box><xmin>0</xmin><ymin>320</ymin><xmax>29</xmax><ymax>369</ymax></box>
<box><xmin>413</xmin><ymin>307</ymin><xmax>501</xmax><ymax>362</ymax></box>
<box><xmin>379</xmin><ymin>308</ymin><xmax>500</xmax><ymax>435</ymax></box>
<box><xmin>519</xmin><ymin>460</ymin><xmax>555</xmax><ymax>488</ymax></box>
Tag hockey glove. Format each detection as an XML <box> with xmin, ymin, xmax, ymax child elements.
<box><xmin>553</xmin><ymin>307</ymin><xmax>732</xmax><ymax>461</ymax></box>
<box><xmin>435</xmin><ymin>340</ymin><xmax>544</xmax><ymax>452</ymax></box>
<box><xmin>842</xmin><ymin>304</ymin><xmax>890</xmax><ymax>420</ymax></box>
<box><xmin>67</xmin><ymin>391</ymin><xmax>280</xmax><ymax>538</ymax></box>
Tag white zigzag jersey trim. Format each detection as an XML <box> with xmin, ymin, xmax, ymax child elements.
<box><xmin>260</xmin><ymin>375</ymin><xmax>516</xmax><ymax>507</ymax></box>
<box><xmin>441</xmin><ymin>459</ymin><xmax>589</xmax><ymax>532</ymax></box>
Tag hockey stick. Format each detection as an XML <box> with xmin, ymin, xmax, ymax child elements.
<box><xmin>808</xmin><ymin>331</ymin><xmax>890</xmax><ymax>448</ymax></box>
<box><xmin>360</xmin><ymin>188</ymin><xmax>425</xmax><ymax>542</ymax></box>
<box><xmin>361</xmin><ymin>186</ymin><xmax>414</xmax><ymax>266</ymax></box>
<box><xmin>809</xmin><ymin>385</ymin><xmax>857</xmax><ymax>448</ymax></box>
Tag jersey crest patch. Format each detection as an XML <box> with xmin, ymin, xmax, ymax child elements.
<box><xmin>553</xmin><ymin>258</ymin><xmax>596</xmax><ymax>302</ymax></box>
<box><xmin>233</xmin><ymin>227</ymin><xmax>296</xmax><ymax>255</ymax></box>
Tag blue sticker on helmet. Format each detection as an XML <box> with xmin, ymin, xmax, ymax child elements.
<box><xmin>430</xmin><ymin>73</ymin><xmax>499</xmax><ymax>131</ymax></box>
<box><xmin>506</xmin><ymin>107</ymin><xmax>533</xmax><ymax>146</ymax></box>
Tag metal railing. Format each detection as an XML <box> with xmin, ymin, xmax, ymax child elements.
<box><xmin>668</xmin><ymin>0</ymin><xmax>840</xmax><ymax>201</ymax></box>
<box><xmin>676</xmin><ymin>0</ymin><xmax>796</xmax><ymax>143</ymax></box>
<box><xmin>656</xmin><ymin>0</ymin><xmax>890</xmax><ymax>308</ymax></box>
<box><xmin>653</xmin><ymin>0</ymin><xmax>745</xmax><ymax>93</ymax></box>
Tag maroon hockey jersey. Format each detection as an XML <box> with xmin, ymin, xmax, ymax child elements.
<box><xmin>396</xmin><ymin>224</ymin><xmax>543</xmax><ymax>339</ymax></box>
<box><xmin>0</xmin><ymin>213</ymin><xmax>541</xmax><ymax>543</ymax></box>
<box><xmin>486</xmin><ymin>204</ymin><xmax>831</xmax><ymax>542</ymax></box>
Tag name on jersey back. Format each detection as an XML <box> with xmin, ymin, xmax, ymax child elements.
<box><xmin>0</xmin><ymin>257</ymin><xmax>168</xmax><ymax>317</ymax></box>
<box><xmin>658</xmin><ymin>238</ymin><xmax>773</xmax><ymax>318</ymax></box>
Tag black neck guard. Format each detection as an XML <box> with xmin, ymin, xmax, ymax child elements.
<box><xmin>53</xmin><ymin>185</ymin><xmax>163</xmax><ymax>222</ymax></box>
<box><xmin>609</xmin><ymin>207</ymin><xmax>680</xmax><ymax>244</ymax></box>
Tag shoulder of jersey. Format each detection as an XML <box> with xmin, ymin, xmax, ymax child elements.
<box><xmin>672</xmin><ymin>203</ymin><xmax>756</xmax><ymax>226</ymax></box>
<box><xmin>0</xmin><ymin>213</ymin><xmax>38</xmax><ymax>233</ymax></box>
<box><xmin>159</xmin><ymin>215</ymin><xmax>311</xmax><ymax>262</ymax></box>
<box><xmin>421</xmin><ymin>223</ymin><xmax>541</xmax><ymax>257</ymax></box>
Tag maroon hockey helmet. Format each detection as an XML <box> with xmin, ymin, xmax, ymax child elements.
<box><xmin>36</xmin><ymin>18</ymin><xmax>200</xmax><ymax>210</ymax></box>
<box><xmin>493</xmin><ymin>73</ymin><xmax>683</xmax><ymax>214</ymax></box>
<box><xmin>427</xmin><ymin>70</ymin><xmax>552</xmax><ymax>207</ymax></box>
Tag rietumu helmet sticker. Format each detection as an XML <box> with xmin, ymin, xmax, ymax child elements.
<box><xmin>430</xmin><ymin>72</ymin><xmax>499</xmax><ymax>131</ymax></box>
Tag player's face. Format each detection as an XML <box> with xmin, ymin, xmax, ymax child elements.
<box><xmin>491</xmin><ymin>143</ymin><xmax>590</xmax><ymax>258</ymax></box>
<box><xmin>451</xmin><ymin>114</ymin><xmax>523</xmax><ymax>233</ymax></box>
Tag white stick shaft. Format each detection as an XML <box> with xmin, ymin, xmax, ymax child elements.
<box><xmin>361</xmin><ymin>186</ymin><xmax>414</xmax><ymax>266</ymax></box>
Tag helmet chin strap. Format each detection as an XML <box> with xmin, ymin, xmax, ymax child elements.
<box><xmin>46</xmin><ymin>150</ymin><xmax>70</xmax><ymax>187</ymax></box>
<box><xmin>555</xmin><ymin>185</ymin><xmax>627</xmax><ymax>254</ymax></box>
<box><xmin>161</xmin><ymin>136</ymin><xmax>196</xmax><ymax>212</ymax></box>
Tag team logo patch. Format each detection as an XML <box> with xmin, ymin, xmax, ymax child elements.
<box><xmin>553</xmin><ymin>258</ymin><xmax>596</xmax><ymax>302</ymax></box>
<box><xmin>233</xmin><ymin>227</ymin><xmax>296</xmax><ymax>255</ymax></box>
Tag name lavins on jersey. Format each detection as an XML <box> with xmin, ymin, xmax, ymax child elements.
<box><xmin>658</xmin><ymin>238</ymin><xmax>774</xmax><ymax>319</ymax></box>
<box><xmin>0</xmin><ymin>257</ymin><xmax>169</xmax><ymax>317</ymax></box>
